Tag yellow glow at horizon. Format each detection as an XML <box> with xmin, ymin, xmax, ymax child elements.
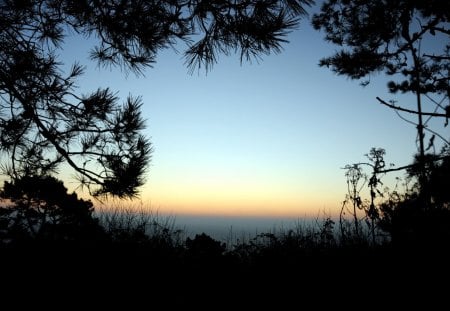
<box><xmin>141</xmin><ymin>177</ymin><xmax>343</xmax><ymax>218</ymax></box>
<box><xmin>60</xmin><ymin>162</ymin><xmax>345</xmax><ymax>219</ymax></box>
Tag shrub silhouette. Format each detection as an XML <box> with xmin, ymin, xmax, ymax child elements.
<box><xmin>379</xmin><ymin>194</ymin><xmax>450</xmax><ymax>248</ymax></box>
<box><xmin>379</xmin><ymin>154</ymin><xmax>450</xmax><ymax>247</ymax></box>
<box><xmin>186</xmin><ymin>233</ymin><xmax>226</xmax><ymax>259</ymax></box>
<box><xmin>0</xmin><ymin>175</ymin><xmax>104</xmax><ymax>245</ymax></box>
<box><xmin>426</xmin><ymin>154</ymin><xmax>450</xmax><ymax>206</ymax></box>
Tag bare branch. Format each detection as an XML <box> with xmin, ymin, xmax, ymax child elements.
<box><xmin>430</xmin><ymin>26</ymin><xmax>450</xmax><ymax>36</ymax></box>
<box><xmin>423</xmin><ymin>54</ymin><xmax>450</xmax><ymax>61</ymax></box>
<box><xmin>376</xmin><ymin>97</ymin><xmax>447</xmax><ymax>117</ymax></box>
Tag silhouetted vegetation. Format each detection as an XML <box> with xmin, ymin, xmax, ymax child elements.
<box><xmin>1</xmin><ymin>2</ymin><xmax>449</xmax><ymax>300</ymax></box>
<box><xmin>1</xmin><ymin>0</ymin><xmax>312</xmax><ymax>197</ymax></box>
<box><xmin>378</xmin><ymin>148</ymin><xmax>450</xmax><ymax>247</ymax></box>
<box><xmin>314</xmin><ymin>0</ymin><xmax>450</xmax><ymax>249</ymax></box>
<box><xmin>1</xmin><ymin>177</ymin><xmax>449</xmax><ymax>304</ymax></box>
<box><xmin>0</xmin><ymin>175</ymin><xmax>105</xmax><ymax>245</ymax></box>
<box><xmin>4</xmin><ymin>173</ymin><xmax>446</xmax><ymax>257</ymax></box>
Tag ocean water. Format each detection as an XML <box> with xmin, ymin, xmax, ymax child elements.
<box><xmin>172</xmin><ymin>215</ymin><xmax>316</xmax><ymax>242</ymax></box>
<box><xmin>94</xmin><ymin>206</ymin><xmax>320</xmax><ymax>243</ymax></box>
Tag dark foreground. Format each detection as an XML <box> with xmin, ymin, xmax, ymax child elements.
<box><xmin>2</xmin><ymin>242</ymin><xmax>448</xmax><ymax>308</ymax></box>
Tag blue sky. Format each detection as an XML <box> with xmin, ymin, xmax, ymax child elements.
<box><xmin>60</xmin><ymin>6</ymin><xmax>446</xmax><ymax>222</ymax></box>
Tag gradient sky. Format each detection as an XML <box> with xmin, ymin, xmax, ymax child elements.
<box><xmin>60</xmin><ymin>4</ymin><xmax>447</xmax><ymax>223</ymax></box>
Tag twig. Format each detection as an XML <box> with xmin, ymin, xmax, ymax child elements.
<box><xmin>376</xmin><ymin>97</ymin><xmax>447</xmax><ymax>117</ymax></box>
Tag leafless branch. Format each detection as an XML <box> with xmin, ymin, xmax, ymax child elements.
<box><xmin>376</xmin><ymin>97</ymin><xmax>447</xmax><ymax>117</ymax></box>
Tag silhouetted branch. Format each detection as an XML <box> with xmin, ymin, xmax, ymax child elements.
<box><xmin>346</xmin><ymin>155</ymin><xmax>450</xmax><ymax>175</ymax></box>
<box><xmin>430</xmin><ymin>26</ymin><xmax>450</xmax><ymax>35</ymax></box>
<box><xmin>377</xmin><ymin>164</ymin><xmax>415</xmax><ymax>174</ymax></box>
<box><xmin>376</xmin><ymin>97</ymin><xmax>447</xmax><ymax>117</ymax></box>
<box><xmin>376</xmin><ymin>155</ymin><xmax>449</xmax><ymax>174</ymax></box>
<box><xmin>423</xmin><ymin>54</ymin><xmax>450</xmax><ymax>61</ymax></box>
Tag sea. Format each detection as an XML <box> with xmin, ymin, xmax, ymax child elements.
<box><xmin>172</xmin><ymin>214</ymin><xmax>317</xmax><ymax>242</ymax></box>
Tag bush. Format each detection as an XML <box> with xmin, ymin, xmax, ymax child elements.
<box><xmin>0</xmin><ymin>175</ymin><xmax>104</xmax><ymax>245</ymax></box>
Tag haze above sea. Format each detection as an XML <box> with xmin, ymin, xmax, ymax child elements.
<box><xmin>172</xmin><ymin>215</ymin><xmax>319</xmax><ymax>241</ymax></box>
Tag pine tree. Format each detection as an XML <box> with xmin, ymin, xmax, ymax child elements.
<box><xmin>0</xmin><ymin>0</ymin><xmax>313</xmax><ymax>197</ymax></box>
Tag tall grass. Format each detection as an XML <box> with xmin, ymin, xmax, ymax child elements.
<box><xmin>94</xmin><ymin>200</ymin><xmax>185</xmax><ymax>247</ymax></box>
<box><xmin>88</xmin><ymin>201</ymin><xmax>402</xmax><ymax>265</ymax></box>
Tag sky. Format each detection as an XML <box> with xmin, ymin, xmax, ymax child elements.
<box><xmin>59</xmin><ymin>4</ymin><xmax>447</xmax><ymax>233</ymax></box>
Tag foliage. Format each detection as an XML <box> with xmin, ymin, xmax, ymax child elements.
<box><xmin>341</xmin><ymin>147</ymin><xmax>450</xmax><ymax>247</ymax></box>
<box><xmin>372</xmin><ymin>147</ymin><xmax>450</xmax><ymax>247</ymax></box>
<box><xmin>427</xmin><ymin>151</ymin><xmax>450</xmax><ymax>206</ymax></box>
<box><xmin>312</xmin><ymin>0</ymin><xmax>449</xmax><ymax>94</ymax></box>
<box><xmin>0</xmin><ymin>175</ymin><xmax>104</xmax><ymax>244</ymax></box>
<box><xmin>312</xmin><ymin>0</ymin><xmax>450</xmax><ymax>194</ymax></box>
<box><xmin>186</xmin><ymin>233</ymin><xmax>226</xmax><ymax>260</ymax></box>
<box><xmin>313</xmin><ymin>1</ymin><xmax>450</xmax><ymax>246</ymax></box>
<box><xmin>0</xmin><ymin>0</ymin><xmax>313</xmax><ymax>197</ymax></box>
<box><xmin>96</xmin><ymin>203</ymin><xmax>184</xmax><ymax>250</ymax></box>
<box><xmin>378</xmin><ymin>186</ymin><xmax>450</xmax><ymax>247</ymax></box>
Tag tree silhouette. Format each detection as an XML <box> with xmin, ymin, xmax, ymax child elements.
<box><xmin>312</xmin><ymin>0</ymin><xmax>450</xmax><ymax>196</ymax></box>
<box><xmin>378</xmin><ymin>151</ymin><xmax>450</xmax><ymax>247</ymax></box>
<box><xmin>186</xmin><ymin>232</ymin><xmax>226</xmax><ymax>259</ymax></box>
<box><xmin>0</xmin><ymin>0</ymin><xmax>313</xmax><ymax>197</ymax></box>
<box><xmin>0</xmin><ymin>175</ymin><xmax>104</xmax><ymax>244</ymax></box>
